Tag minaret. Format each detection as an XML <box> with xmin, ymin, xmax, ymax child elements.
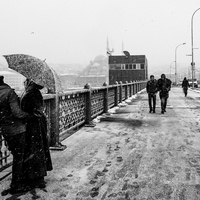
<box><xmin>122</xmin><ymin>40</ymin><xmax>124</xmax><ymax>55</ymax></box>
<box><xmin>106</xmin><ymin>36</ymin><xmax>110</xmax><ymax>52</ymax></box>
<box><xmin>106</xmin><ymin>36</ymin><xmax>114</xmax><ymax>56</ymax></box>
<box><xmin>106</xmin><ymin>36</ymin><xmax>110</xmax><ymax>85</ymax></box>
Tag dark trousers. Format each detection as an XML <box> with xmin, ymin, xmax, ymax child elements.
<box><xmin>160</xmin><ymin>96</ymin><xmax>168</xmax><ymax>111</ymax></box>
<box><xmin>183</xmin><ymin>87</ymin><xmax>188</xmax><ymax>97</ymax></box>
<box><xmin>148</xmin><ymin>93</ymin><xmax>156</xmax><ymax>111</ymax></box>
<box><xmin>4</xmin><ymin>132</ymin><xmax>25</xmax><ymax>189</ymax></box>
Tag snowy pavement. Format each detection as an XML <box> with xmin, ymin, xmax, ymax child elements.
<box><xmin>1</xmin><ymin>87</ymin><xmax>200</xmax><ymax>199</ymax></box>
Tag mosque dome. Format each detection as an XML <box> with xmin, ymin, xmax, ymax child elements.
<box><xmin>94</xmin><ymin>55</ymin><xmax>107</xmax><ymax>63</ymax></box>
<box><xmin>92</xmin><ymin>63</ymin><xmax>100</xmax><ymax>67</ymax></box>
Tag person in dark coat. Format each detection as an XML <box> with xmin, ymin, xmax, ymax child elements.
<box><xmin>146</xmin><ymin>75</ymin><xmax>157</xmax><ymax>113</ymax></box>
<box><xmin>157</xmin><ymin>74</ymin><xmax>172</xmax><ymax>114</ymax></box>
<box><xmin>20</xmin><ymin>79</ymin><xmax>53</xmax><ymax>189</ymax></box>
<box><xmin>182</xmin><ymin>77</ymin><xmax>189</xmax><ymax>97</ymax></box>
<box><xmin>0</xmin><ymin>76</ymin><xmax>32</xmax><ymax>195</ymax></box>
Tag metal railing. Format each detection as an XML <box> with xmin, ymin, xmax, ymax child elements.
<box><xmin>0</xmin><ymin>80</ymin><xmax>147</xmax><ymax>179</ymax></box>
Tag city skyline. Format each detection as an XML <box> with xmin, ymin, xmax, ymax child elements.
<box><xmin>0</xmin><ymin>0</ymin><xmax>200</xmax><ymax>76</ymax></box>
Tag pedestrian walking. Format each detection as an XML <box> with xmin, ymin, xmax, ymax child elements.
<box><xmin>146</xmin><ymin>75</ymin><xmax>157</xmax><ymax>113</ymax></box>
<box><xmin>0</xmin><ymin>76</ymin><xmax>32</xmax><ymax>195</ymax></box>
<box><xmin>20</xmin><ymin>79</ymin><xmax>53</xmax><ymax>189</ymax></box>
<box><xmin>157</xmin><ymin>74</ymin><xmax>172</xmax><ymax>114</ymax></box>
<box><xmin>182</xmin><ymin>77</ymin><xmax>189</xmax><ymax>97</ymax></box>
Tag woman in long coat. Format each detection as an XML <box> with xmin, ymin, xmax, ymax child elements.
<box><xmin>21</xmin><ymin>79</ymin><xmax>53</xmax><ymax>188</ymax></box>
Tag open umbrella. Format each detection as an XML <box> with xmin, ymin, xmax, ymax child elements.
<box><xmin>3</xmin><ymin>54</ymin><xmax>63</xmax><ymax>93</ymax></box>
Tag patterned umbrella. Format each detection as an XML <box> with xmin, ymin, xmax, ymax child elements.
<box><xmin>3</xmin><ymin>54</ymin><xmax>63</xmax><ymax>93</ymax></box>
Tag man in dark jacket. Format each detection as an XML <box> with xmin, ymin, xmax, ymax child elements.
<box><xmin>157</xmin><ymin>74</ymin><xmax>172</xmax><ymax>114</ymax></box>
<box><xmin>182</xmin><ymin>77</ymin><xmax>189</xmax><ymax>97</ymax></box>
<box><xmin>0</xmin><ymin>76</ymin><xmax>32</xmax><ymax>195</ymax></box>
<box><xmin>146</xmin><ymin>75</ymin><xmax>157</xmax><ymax>113</ymax></box>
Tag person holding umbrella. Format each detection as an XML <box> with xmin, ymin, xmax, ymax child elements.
<box><xmin>0</xmin><ymin>76</ymin><xmax>33</xmax><ymax>195</ymax></box>
<box><xmin>2</xmin><ymin>54</ymin><xmax>61</xmax><ymax>191</ymax></box>
<box><xmin>20</xmin><ymin>79</ymin><xmax>53</xmax><ymax>189</ymax></box>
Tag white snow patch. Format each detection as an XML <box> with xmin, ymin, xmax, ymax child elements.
<box><xmin>92</xmin><ymin>90</ymin><xmax>142</xmax><ymax>123</ymax></box>
<box><xmin>118</xmin><ymin>102</ymin><xmax>127</xmax><ymax>107</ymax></box>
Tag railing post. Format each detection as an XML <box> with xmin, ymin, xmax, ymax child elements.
<box><xmin>103</xmin><ymin>82</ymin><xmax>108</xmax><ymax>113</ymax></box>
<box><xmin>144</xmin><ymin>81</ymin><xmax>146</xmax><ymax>89</ymax></box>
<box><xmin>125</xmin><ymin>81</ymin><xmax>128</xmax><ymax>99</ymax></box>
<box><xmin>49</xmin><ymin>96</ymin><xmax>58</xmax><ymax>147</ymax></box>
<box><xmin>139</xmin><ymin>81</ymin><xmax>141</xmax><ymax>91</ymax></box>
<box><xmin>84</xmin><ymin>83</ymin><xmax>95</xmax><ymax>127</ymax></box>
<box><xmin>138</xmin><ymin>81</ymin><xmax>140</xmax><ymax>92</ymax></box>
<box><xmin>119</xmin><ymin>81</ymin><xmax>123</xmax><ymax>103</ymax></box>
<box><xmin>136</xmin><ymin>81</ymin><xmax>138</xmax><ymax>93</ymax></box>
<box><xmin>134</xmin><ymin>81</ymin><xmax>137</xmax><ymax>93</ymax></box>
<box><xmin>49</xmin><ymin>95</ymin><xmax>66</xmax><ymax>150</ymax></box>
<box><xmin>115</xmin><ymin>81</ymin><xmax>119</xmax><ymax>106</ymax></box>
<box><xmin>133</xmin><ymin>81</ymin><xmax>135</xmax><ymax>95</ymax></box>
<box><xmin>130</xmin><ymin>81</ymin><xmax>133</xmax><ymax>97</ymax></box>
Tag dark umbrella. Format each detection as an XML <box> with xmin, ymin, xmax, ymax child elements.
<box><xmin>3</xmin><ymin>54</ymin><xmax>63</xmax><ymax>93</ymax></box>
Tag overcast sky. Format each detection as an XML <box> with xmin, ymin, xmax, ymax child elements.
<box><xmin>0</xmin><ymin>0</ymin><xmax>200</xmax><ymax>75</ymax></box>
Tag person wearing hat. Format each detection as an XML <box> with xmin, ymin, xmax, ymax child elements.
<box><xmin>157</xmin><ymin>74</ymin><xmax>172</xmax><ymax>114</ymax></box>
<box><xmin>0</xmin><ymin>76</ymin><xmax>33</xmax><ymax>195</ymax></box>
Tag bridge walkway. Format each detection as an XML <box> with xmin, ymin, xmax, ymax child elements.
<box><xmin>1</xmin><ymin>87</ymin><xmax>200</xmax><ymax>199</ymax></box>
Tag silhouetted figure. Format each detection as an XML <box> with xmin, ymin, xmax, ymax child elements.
<box><xmin>21</xmin><ymin>79</ymin><xmax>53</xmax><ymax>189</ymax></box>
<box><xmin>146</xmin><ymin>75</ymin><xmax>157</xmax><ymax>113</ymax></box>
<box><xmin>182</xmin><ymin>77</ymin><xmax>189</xmax><ymax>97</ymax></box>
<box><xmin>157</xmin><ymin>74</ymin><xmax>172</xmax><ymax>114</ymax></box>
<box><xmin>0</xmin><ymin>76</ymin><xmax>32</xmax><ymax>195</ymax></box>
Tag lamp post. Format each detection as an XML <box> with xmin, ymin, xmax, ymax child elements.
<box><xmin>170</xmin><ymin>61</ymin><xmax>175</xmax><ymax>81</ymax></box>
<box><xmin>175</xmin><ymin>43</ymin><xmax>186</xmax><ymax>85</ymax></box>
<box><xmin>191</xmin><ymin>8</ymin><xmax>200</xmax><ymax>88</ymax></box>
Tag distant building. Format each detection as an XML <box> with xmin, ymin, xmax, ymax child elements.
<box><xmin>108</xmin><ymin>55</ymin><xmax>148</xmax><ymax>85</ymax></box>
<box><xmin>0</xmin><ymin>70</ymin><xmax>25</xmax><ymax>90</ymax></box>
<box><xmin>77</xmin><ymin>75</ymin><xmax>107</xmax><ymax>87</ymax></box>
<box><xmin>59</xmin><ymin>73</ymin><xmax>79</xmax><ymax>89</ymax></box>
<box><xmin>77</xmin><ymin>54</ymin><xmax>108</xmax><ymax>87</ymax></box>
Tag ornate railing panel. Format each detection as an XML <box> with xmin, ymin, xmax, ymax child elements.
<box><xmin>91</xmin><ymin>89</ymin><xmax>105</xmax><ymax>118</ymax></box>
<box><xmin>128</xmin><ymin>84</ymin><xmax>131</xmax><ymax>98</ymax></box>
<box><xmin>122</xmin><ymin>86</ymin><xmax>126</xmax><ymax>101</ymax></box>
<box><xmin>108</xmin><ymin>87</ymin><xmax>115</xmax><ymax>108</ymax></box>
<box><xmin>0</xmin><ymin>135</ymin><xmax>12</xmax><ymax>174</ymax></box>
<box><xmin>117</xmin><ymin>86</ymin><xmax>120</xmax><ymax>104</ymax></box>
<box><xmin>58</xmin><ymin>92</ymin><xmax>86</xmax><ymax>134</ymax></box>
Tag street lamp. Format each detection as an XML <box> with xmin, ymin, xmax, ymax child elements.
<box><xmin>191</xmin><ymin>8</ymin><xmax>200</xmax><ymax>88</ymax></box>
<box><xmin>175</xmin><ymin>43</ymin><xmax>186</xmax><ymax>85</ymax></box>
<box><xmin>186</xmin><ymin>48</ymin><xmax>199</xmax><ymax>81</ymax></box>
<box><xmin>170</xmin><ymin>61</ymin><xmax>175</xmax><ymax>80</ymax></box>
